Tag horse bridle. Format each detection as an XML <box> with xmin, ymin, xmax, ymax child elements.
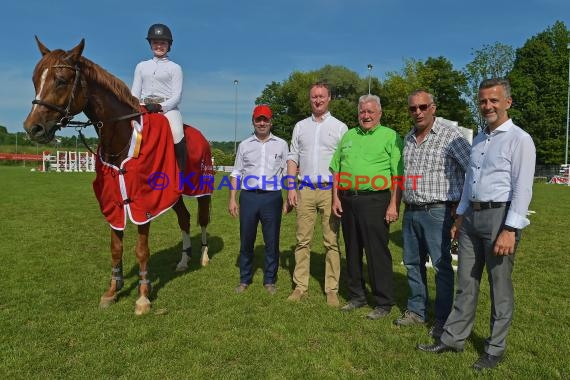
<box><xmin>31</xmin><ymin>63</ymin><xmax>144</xmax><ymax>129</ymax></box>
<box><xmin>31</xmin><ymin>64</ymin><xmax>83</xmax><ymax>129</ymax></box>
<box><xmin>31</xmin><ymin>62</ymin><xmax>145</xmax><ymax>157</ymax></box>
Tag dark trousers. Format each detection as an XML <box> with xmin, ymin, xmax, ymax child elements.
<box><xmin>238</xmin><ymin>190</ymin><xmax>283</xmax><ymax>285</ymax></box>
<box><xmin>340</xmin><ymin>191</ymin><xmax>394</xmax><ymax>309</ymax></box>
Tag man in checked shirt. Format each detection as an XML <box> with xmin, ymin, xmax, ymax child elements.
<box><xmin>394</xmin><ymin>90</ymin><xmax>471</xmax><ymax>339</ymax></box>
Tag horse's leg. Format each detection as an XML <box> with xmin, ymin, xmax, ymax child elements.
<box><xmin>198</xmin><ymin>195</ymin><xmax>211</xmax><ymax>266</ymax></box>
<box><xmin>100</xmin><ymin>228</ymin><xmax>124</xmax><ymax>308</ymax></box>
<box><xmin>134</xmin><ymin>222</ymin><xmax>152</xmax><ymax>315</ymax></box>
<box><xmin>173</xmin><ymin>197</ymin><xmax>192</xmax><ymax>272</ymax></box>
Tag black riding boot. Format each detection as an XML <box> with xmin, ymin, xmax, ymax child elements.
<box><xmin>174</xmin><ymin>137</ymin><xmax>188</xmax><ymax>172</ymax></box>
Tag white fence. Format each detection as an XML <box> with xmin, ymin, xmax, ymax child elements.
<box><xmin>42</xmin><ymin>151</ymin><xmax>96</xmax><ymax>172</ymax></box>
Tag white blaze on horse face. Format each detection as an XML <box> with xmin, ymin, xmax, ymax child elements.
<box><xmin>33</xmin><ymin>68</ymin><xmax>49</xmax><ymax>112</ymax></box>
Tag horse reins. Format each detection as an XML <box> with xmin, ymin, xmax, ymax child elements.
<box><xmin>31</xmin><ymin>63</ymin><xmax>147</xmax><ymax>157</ymax></box>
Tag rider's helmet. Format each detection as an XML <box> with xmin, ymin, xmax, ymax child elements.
<box><xmin>146</xmin><ymin>24</ymin><xmax>173</xmax><ymax>48</ymax></box>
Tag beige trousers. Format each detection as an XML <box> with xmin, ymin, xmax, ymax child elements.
<box><xmin>292</xmin><ymin>187</ymin><xmax>341</xmax><ymax>293</ymax></box>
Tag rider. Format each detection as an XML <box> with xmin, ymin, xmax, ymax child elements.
<box><xmin>131</xmin><ymin>23</ymin><xmax>187</xmax><ymax>171</ymax></box>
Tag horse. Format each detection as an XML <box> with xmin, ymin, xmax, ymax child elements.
<box><xmin>23</xmin><ymin>37</ymin><xmax>212</xmax><ymax>315</ymax></box>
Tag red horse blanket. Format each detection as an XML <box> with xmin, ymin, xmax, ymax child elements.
<box><xmin>180</xmin><ymin>124</ymin><xmax>215</xmax><ymax>198</ymax></box>
<box><xmin>92</xmin><ymin>113</ymin><xmax>213</xmax><ymax>230</ymax></box>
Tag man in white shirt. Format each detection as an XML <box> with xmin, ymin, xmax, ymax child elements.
<box><xmin>417</xmin><ymin>78</ymin><xmax>536</xmax><ymax>372</ymax></box>
<box><xmin>285</xmin><ymin>82</ymin><xmax>348</xmax><ymax>306</ymax></box>
<box><xmin>229</xmin><ymin>105</ymin><xmax>289</xmax><ymax>295</ymax></box>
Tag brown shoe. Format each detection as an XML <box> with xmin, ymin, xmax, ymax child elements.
<box><xmin>394</xmin><ymin>310</ymin><xmax>425</xmax><ymax>326</ymax></box>
<box><xmin>235</xmin><ymin>283</ymin><xmax>248</xmax><ymax>293</ymax></box>
<box><xmin>287</xmin><ymin>288</ymin><xmax>307</xmax><ymax>301</ymax></box>
<box><xmin>326</xmin><ymin>292</ymin><xmax>340</xmax><ymax>307</ymax></box>
<box><xmin>264</xmin><ymin>284</ymin><xmax>277</xmax><ymax>295</ymax></box>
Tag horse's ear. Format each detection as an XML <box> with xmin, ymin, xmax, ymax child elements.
<box><xmin>65</xmin><ymin>39</ymin><xmax>85</xmax><ymax>64</ymax></box>
<box><xmin>35</xmin><ymin>36</ymin><xmax>50</xmax><ymax>56</ymax></box>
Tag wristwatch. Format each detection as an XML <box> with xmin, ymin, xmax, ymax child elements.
<box><xmin>503</xmin><ymin>225</ymin><xmax>518</xmax><ymax>233</ymax></box>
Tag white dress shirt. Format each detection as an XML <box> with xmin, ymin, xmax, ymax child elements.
<box><xmin>231</xmin><ymin>133</ymin><xmax>289</xmax><ymax>191</ymax></box>
<box><xmin>287</xmin><ymin>112</ymin><xmax>347</xmax><ymax>184</ymax></box>
<box><xmin>457</xmin><ymin>119</ymin><xmax>536</xmax><ymax>229</ymax></box>
<box><xmin>131</xmin><ymin>56</ymin><xmax>183</xmax><ymax>113</ymax></box>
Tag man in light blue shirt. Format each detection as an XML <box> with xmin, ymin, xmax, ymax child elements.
<box><xmin>417</xmin><ymin>78</ymin><xmax>536</xmax><ymax>372</ymax></box>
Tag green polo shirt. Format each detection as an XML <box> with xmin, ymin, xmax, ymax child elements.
<box><xmin>329</xmin><ymin>124</ymin><xmax>403</xmax><ymax>191</ymax></box>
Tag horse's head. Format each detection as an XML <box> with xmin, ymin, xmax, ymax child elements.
<box><xmin>23</xmin><ymin>37</ymin><xmax>89</xmax><ymax>144</ymax></box>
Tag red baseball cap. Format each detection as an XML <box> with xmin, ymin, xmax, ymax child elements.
<box><xmin>252</xmin><ymin>104</ymin><xmax>272</xmax><ymax>119</ymax></box>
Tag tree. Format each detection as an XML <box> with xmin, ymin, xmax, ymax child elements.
<box><xmin>464</xmin><ymin>42</ymin><xmax>516</xmax><ymax>128</ymax></box>
<box><xmin>255</xmin><ymin>65</ymin><xmax>374</xmax><ymax>142</ymax></box>
<box><xmin>423</xmin><ymin>57</ymin><xmax>473</xmax><ymax>127</ymax></box>
<box><xmin>211</xmin><ymin>148</ymin><xmax>234</xmax><ymax>166</ymax></box>
<box><xmin>508</xmin><ymin>21</ymin><xmax>570</xmax><ymax>164</ymax></box>
<box><xmin>382</xmin><ymin>57</ymin><xmax>472</xmax><ymax>136</ymax></box>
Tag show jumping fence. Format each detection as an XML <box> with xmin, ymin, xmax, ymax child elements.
<box><xmin>42</xmin><ymin>151</ymin><xmax>96</xmax><ymax>172</ymax></box>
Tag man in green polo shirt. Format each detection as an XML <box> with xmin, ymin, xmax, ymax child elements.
<box><xmin>330</xmin><ymin>94</ymin><xmax>403</xmax><ymax>320</ymax></box>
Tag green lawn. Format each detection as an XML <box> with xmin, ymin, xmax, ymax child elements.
<box><xmin>0</xmin><ymin>166</ymin><xmax>568</xmax><ymax>379</ymax></box>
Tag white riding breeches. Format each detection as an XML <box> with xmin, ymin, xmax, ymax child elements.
<box><xmin>164</xmin><ymin>109</ymin><xmax>184</xmax><ymax>144</ymax></box>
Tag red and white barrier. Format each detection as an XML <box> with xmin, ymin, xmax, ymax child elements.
<box><xmin>42</xmin><ymin>151</ymin><xmax>95</xmax><ymax>172</ymax></box>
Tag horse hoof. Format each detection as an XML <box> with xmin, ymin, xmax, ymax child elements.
<box><xmin>135</xmin><ymin>297</ymin><xmax>151</xmax><ymax>315</ymax></box>
<box><xmin>175</xmin><ymin>262</ymin><xmax>188</xmax><ymax>272</ymax></box>
<box><xmin>99</xmin><ymin>294</ymin><xmax>117</xmax><ymax>309</ymax></box>
<box><xmin>201</xmin><ymin>247</ymin><xmax>210</xmax><ymax>266</ymax></box>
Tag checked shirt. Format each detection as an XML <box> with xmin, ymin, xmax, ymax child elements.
<box><xmin>402</xmin><ymin>117</ymin><xmax>471</xmax><ymax>205</ymax></box>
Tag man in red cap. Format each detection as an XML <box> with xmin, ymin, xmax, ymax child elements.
<box><xmin>229</xmin><ymin>104</ymin><xmax>289</xmax><ymax>295</ymax></box>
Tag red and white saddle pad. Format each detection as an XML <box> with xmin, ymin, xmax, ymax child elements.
<box><xmin>92</xmin><ymin>112</ymin><xmax>182</xmax><ymax>230</ymax></box>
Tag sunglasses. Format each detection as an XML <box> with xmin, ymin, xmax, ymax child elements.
<box><xmin>408</xmin><ymin>103</ymin><xmax>433</xmax><ymax>113</ymax></box>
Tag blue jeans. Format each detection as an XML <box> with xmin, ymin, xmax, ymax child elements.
<box><xmin>402</xmin><ymin>206</ymin><xmax>454</xmax><ymax>322</ymax></box>
<box><xmin>238</xmin><ymin>190</ymin><xmax>282</xmax><ymax>285</ymax></box>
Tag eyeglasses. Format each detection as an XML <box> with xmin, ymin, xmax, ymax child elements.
<box><xmin>408</xmin><ymin>103</ymin><xmax>433</xmax><ymax>113</ymax></box>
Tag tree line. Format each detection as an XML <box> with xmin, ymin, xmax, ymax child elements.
<box><xmin>254</xmin><ymin>21</ymin><xmax>569</xmax><ymax>165</ymax></box>
<box><xmin>4</xmin><ymin>22</ymin><xmax>568</xmax><ymax>165</ymax></box>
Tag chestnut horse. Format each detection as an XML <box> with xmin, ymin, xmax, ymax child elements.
<box><xmin>23</xmin><ymin>37</ymin><xmax>212</xmax><ymax>315</ymax></box>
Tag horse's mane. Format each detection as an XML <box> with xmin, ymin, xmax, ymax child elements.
<box><xmin>39</xmin><ymin>49</ymin><xmax>139</xmax><ymax>110</ymax></box>
<box><xmin>80</xmin><ymin>56</ymin><xmax>140</xmax><ymax>110</ymax></box>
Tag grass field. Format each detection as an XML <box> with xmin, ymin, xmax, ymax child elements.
<box><xmin>1</xmin><ymin>166</ymin><xmax>568</xmax><ymax>379</ymax></box>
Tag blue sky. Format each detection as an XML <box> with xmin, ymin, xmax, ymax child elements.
<box><xmin>1</xmin><ymin>0</ymin><xmax>569</xmax><ymax>142</ymax></box>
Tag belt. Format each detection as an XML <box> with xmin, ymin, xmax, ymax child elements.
<box><xmin>299</xmin><ymin>181</ymin><xmax>331</xmax><ymax>189</ymax></box>
<box><xmin>143</xmin><ymin>96</ymin><xmax>167</xmax><ymax>104</ymax></box>
<box><xmin>340</xmin><ymin>189</ymin><xmax>389</xmax><ymax>196</ymax></box>
<box><xmin>471</xmin><ymin>201</ymin><xmax>510</xmax><ymax>211</ymax></box>
<box><xmin>405</xmin><ymin>202</ymin><xmax>449</xmax><ymax>211</ymax></box>
<box><xmin>244</xmin><ymin>189</ymin><xmax>274</xmax><ymax>194</ymax></box>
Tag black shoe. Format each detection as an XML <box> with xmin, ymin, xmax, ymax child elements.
<box><xmin>341</xmin><ymin>300</ymin><xmax>366</xmax><ymax>312</ymax></box>
<box><xmin>416</xmin><ymin>341</ymin><xmax>462</xmax><ymax>354</ymax></box>
<box><xmin>473</xmin><ymin>353</ymin><xmax>503</xmax><ymax>371</ymax></box>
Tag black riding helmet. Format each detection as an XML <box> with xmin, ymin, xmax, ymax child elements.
<box><xmin>146</xmin><ymin>24</ymin><xmax>173</xmax><ymax>50</ymax></box>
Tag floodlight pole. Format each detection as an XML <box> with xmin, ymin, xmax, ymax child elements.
<box><xmin>367</xmin><ymin>64</ymin><xmax>373</xmax><ymax>94</ymax></box>
<box><xmin>234</xmin><ymin>79</ymin><xmax>239</xmax><ymax>155</ymax></box>
<box><xmin>564</xmin><ymin>43</ymin><xmax>570</xmax><ymax>165</ymax></box>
